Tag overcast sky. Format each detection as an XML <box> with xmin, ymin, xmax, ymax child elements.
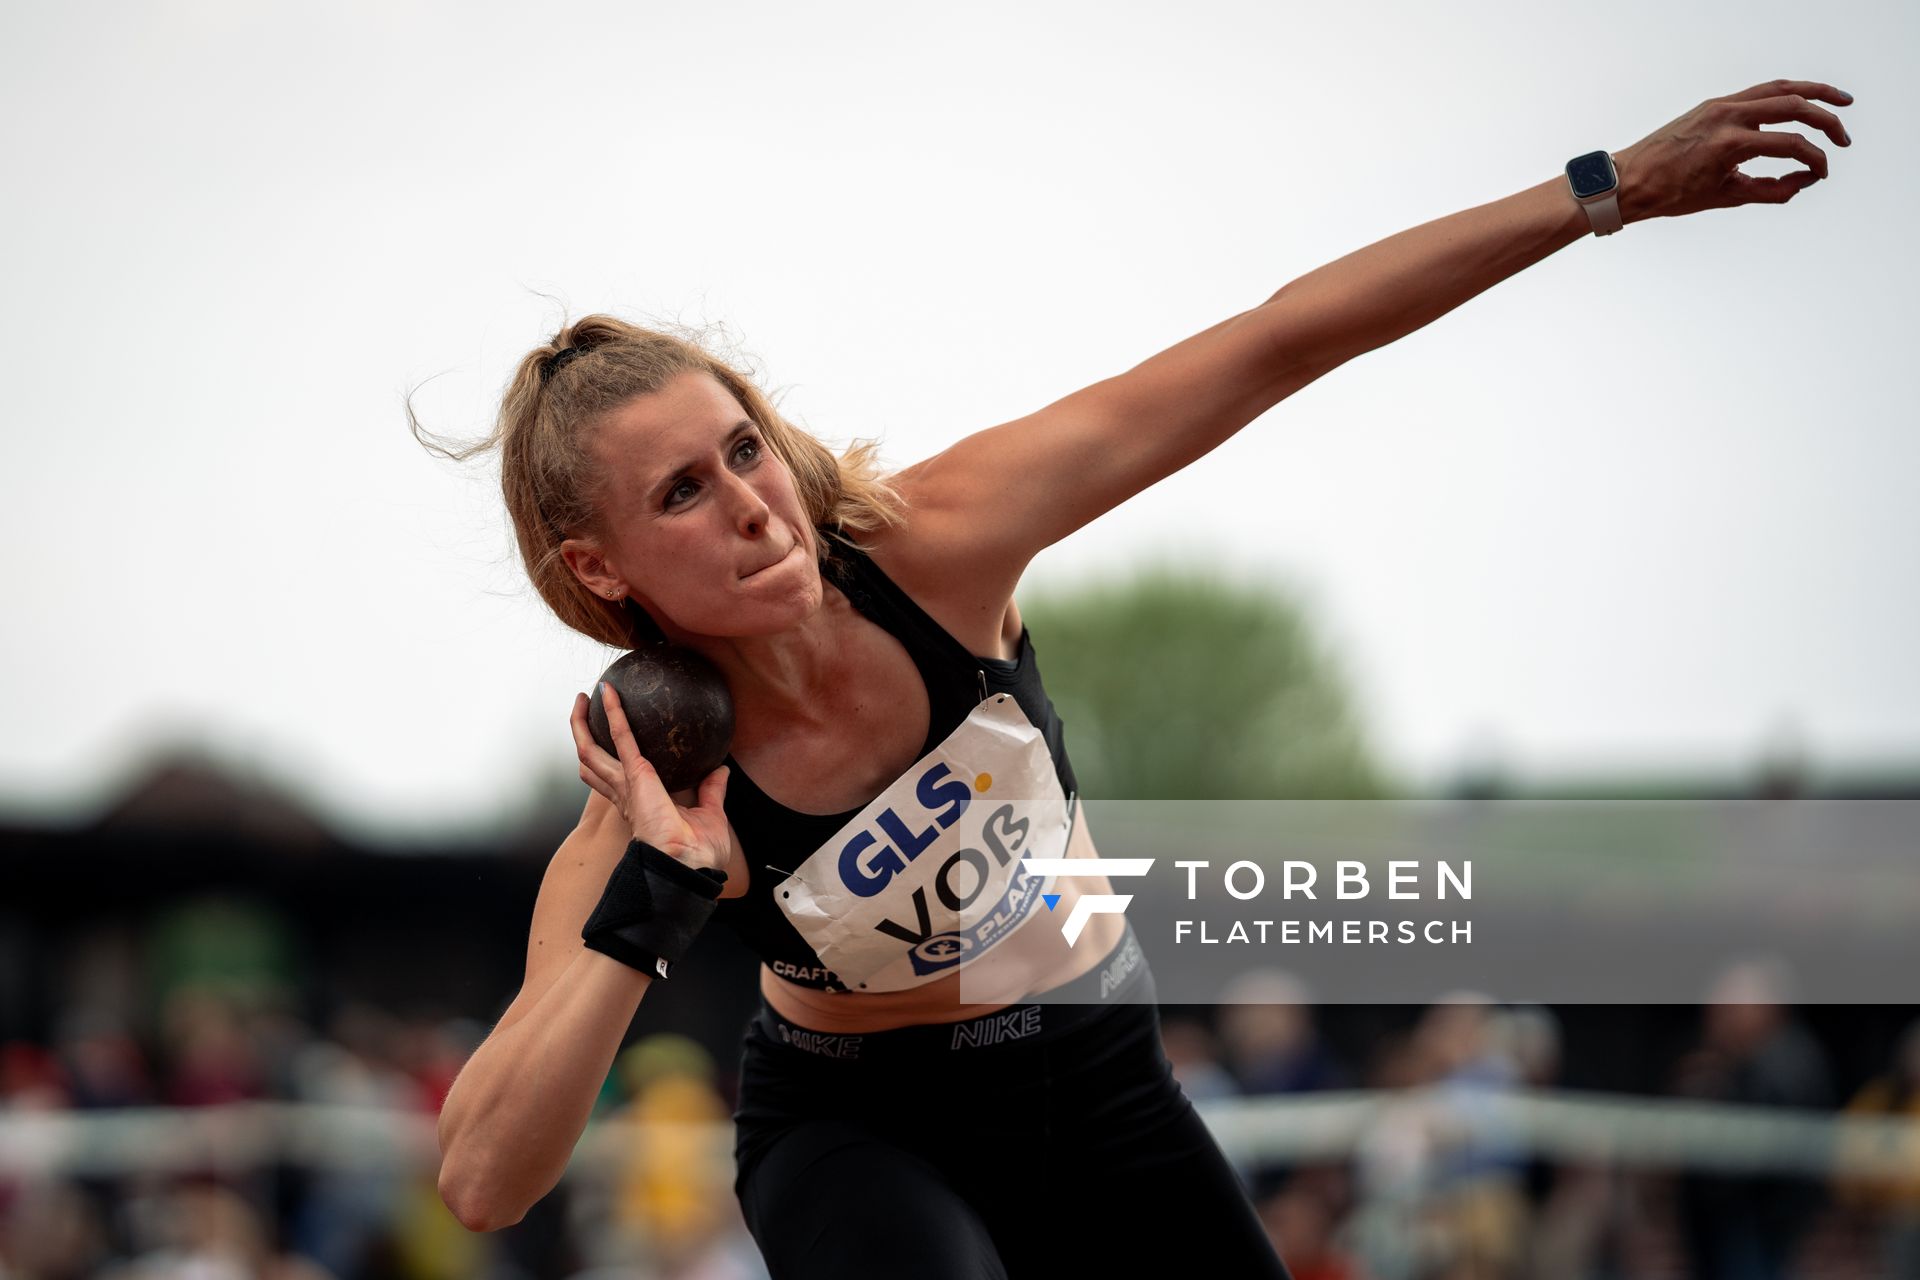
<box><xmin>2</xmin><ymin>0</ymin><xmax>1909</xmax><ymax>840</ymax></box>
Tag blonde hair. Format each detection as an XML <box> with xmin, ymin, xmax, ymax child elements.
<box><xmin>409</xmin><ymin>314</ymin><xmax>908</xmax><ymax>649</ymax></box>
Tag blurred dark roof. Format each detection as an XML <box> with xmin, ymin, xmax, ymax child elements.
<box><xmin>84</xmin><ymin>749</ymin><xmax>340</xmax><ymax>853</ymax></box>
<box><xmin>19</xmin><ymin>744</ymin><xmax>1917</xmax><ymax>859</ymax></box>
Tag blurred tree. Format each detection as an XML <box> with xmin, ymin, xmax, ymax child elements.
<box><xmin>147</xmin><ymin>896</ymin><xmax>299</xmax><ymax>1013</ymax></box>
<box><xmin>1021</xmin><ymin>561</ymin><xmax>1395</xmax><ymax>800</ymax></box>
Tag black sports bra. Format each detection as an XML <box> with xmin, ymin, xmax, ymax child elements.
<box><xmin>711</xmin><ymin>534</ymin><xmax>1079</xmax><ymax>992</ymax></box>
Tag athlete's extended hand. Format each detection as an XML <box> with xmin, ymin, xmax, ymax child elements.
<box><xmin>570</xmin><ymin>684</ymin><xmax>731</xmax><ymax>872</ymax></box>
<box><xmin>1613</xmin><ymin>78</ymin><xmax>1853</xmax><ymax>223</ymax></box>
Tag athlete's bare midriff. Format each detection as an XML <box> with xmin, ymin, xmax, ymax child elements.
<box><xmin>760</xmin><ymin>797</ymin><xmax>1125</xmax><ymax>1034</ymax></box>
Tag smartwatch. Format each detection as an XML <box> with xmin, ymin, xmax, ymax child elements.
<box><xmin>1565</xmin><ymin>150</ymin><xmax>1623</xmax><ymax>237</ymax></box>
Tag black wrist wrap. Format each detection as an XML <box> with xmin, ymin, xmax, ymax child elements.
<box><xmin>581</xmin><ymin>839</ymin><xmax>728</xmax><ymax>980</ymax></box>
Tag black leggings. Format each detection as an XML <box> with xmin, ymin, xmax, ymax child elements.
<box><xmin>731</xmin><ymin>925</ymin><xmax>1293</xmax><ymax>1278</ymax></box>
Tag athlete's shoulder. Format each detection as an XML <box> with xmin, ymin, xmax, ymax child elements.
<box><xmin>840</xmin><ymin>512</ymin><xmax>1021</xmax><ymax>663</ymax></box>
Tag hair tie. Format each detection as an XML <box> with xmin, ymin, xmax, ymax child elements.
<box><xmin>543</xmin><ymin>346</ymin><xmax>586</xmax><ymax>382</ymax></box>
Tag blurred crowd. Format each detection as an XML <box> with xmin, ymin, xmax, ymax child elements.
<box><xmin>1160</xmin><ymin>967</ymin><xmax>1920</xmax><ymax>1280</ymax></box>
<box><xmin>3</xmin><ymin>964</ymin><xmax>1920</xmax><ymax>1280</ymax></box>
<box><xmin>0</xmin><ymin>982</ymin><xmax>770</xmax><ymax>1280</ymax></box>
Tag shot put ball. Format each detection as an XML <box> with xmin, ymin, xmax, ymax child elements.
<box><xmin>588</xmin><ymin>645</ymin><xmax>736</xmax><ymax>795</ymax></box>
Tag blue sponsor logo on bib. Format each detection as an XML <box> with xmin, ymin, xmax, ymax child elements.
<box><xmin>908</xmin><ymin>932</ymin><xmax>974</xmax><ymax>975</ymax></box>
<box><xmin>837</xmin><ymin>762</ymin><xmax>974</xmax><ymax>898</ymax></box>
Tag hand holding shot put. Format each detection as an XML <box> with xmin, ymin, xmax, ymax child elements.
<box><xmin>569</xmin><ymin>675</ymin><xmax>732</xmax><ymax>872</ymax></box>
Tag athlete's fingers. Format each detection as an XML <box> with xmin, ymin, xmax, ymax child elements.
<box><xmin>1718</xmin><ymin>79</ymin><xmax>1852</xmax><ymax>109</ymax></box>
<box><xmin>598</xmin><ymin>683</ymin><xmax>667</xmax><ymax>793</ymax></box>
<box><xmin>1731</xmin><ymin>91</ymin><xmax>1850</xmax><ymax>148</ymax></box>
<box><xmin>598</xmin><ymin>684</ymin><xmax>699</xmax><ymax>847</ymax></box>
<box><xmin>1720</xmin><ymin>169</ymin><xmax>1821</xmax><ymax>206</ymax></box>
<box><xmin>600</xmin><ymin>681</ymin><xmax>639</xmax><ymax>751</ymax></box>
<box><xmin>570</xmin><ymin>692</ymin><xmax>623</xmax><ymax>798</ymax></box>
<box><xmin>577</xmin><ymin>762</ymin><xmax>617</xmax><ymax>807</ymax></box>
<box><xmin>695</xmin><ymin>764</ymin><xmax>730</xmax><ymax>812</ymax></box>
<box><xmin>1728</xmin><ymin>125</ymin><xmax>1829</xmax><ymax>179</ymax></box>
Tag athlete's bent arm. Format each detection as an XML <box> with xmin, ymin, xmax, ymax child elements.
<box><xmin>436</xmin><ymin>792</ymin><xmax>651</xmax><ymax>1232</ymax></box>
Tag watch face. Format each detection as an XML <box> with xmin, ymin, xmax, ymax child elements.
<box><xmin>1566</xmin><ymin>150</ymin><xmax>1617</xmax><ymax>199</ymax></box>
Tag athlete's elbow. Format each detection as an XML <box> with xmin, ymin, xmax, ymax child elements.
<box><xmin>439</xmin><ymin>1180</ymin><xmax>526</xmax><ymax>1234</ymax></box>
<box><xmin>437</xmin><ymin>1154</ymin><xmax>529</xmax><ymax>1233</ymax></box>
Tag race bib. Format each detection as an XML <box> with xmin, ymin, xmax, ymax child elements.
<box><xmin>774</xmin><ymin>692</ymin><xmax>1072</xmax><ymax>992</ymax></box>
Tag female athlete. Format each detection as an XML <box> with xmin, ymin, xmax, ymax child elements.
<box><xmin>433</xmin><ymin>79</ymin><xmax>1852</xmax><ymax>1276</ymax></box>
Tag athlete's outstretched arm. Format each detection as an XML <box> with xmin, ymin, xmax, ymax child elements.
<box><xmin>891</xmin><ymin>79</ymin><xmax>1850</xmax><ymax>586</ymax></box>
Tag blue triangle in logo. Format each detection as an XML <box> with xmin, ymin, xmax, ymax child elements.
<box><xmin>1043</xmin><ymin>894</ymin><xmax>1061</xmax><ymax>911</ymax></box>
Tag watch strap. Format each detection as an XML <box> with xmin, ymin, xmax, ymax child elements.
<box><xmin>1582</xmin><ymin>189</ymin><xmax>1624</xmax><ymax>236</ymax></box>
